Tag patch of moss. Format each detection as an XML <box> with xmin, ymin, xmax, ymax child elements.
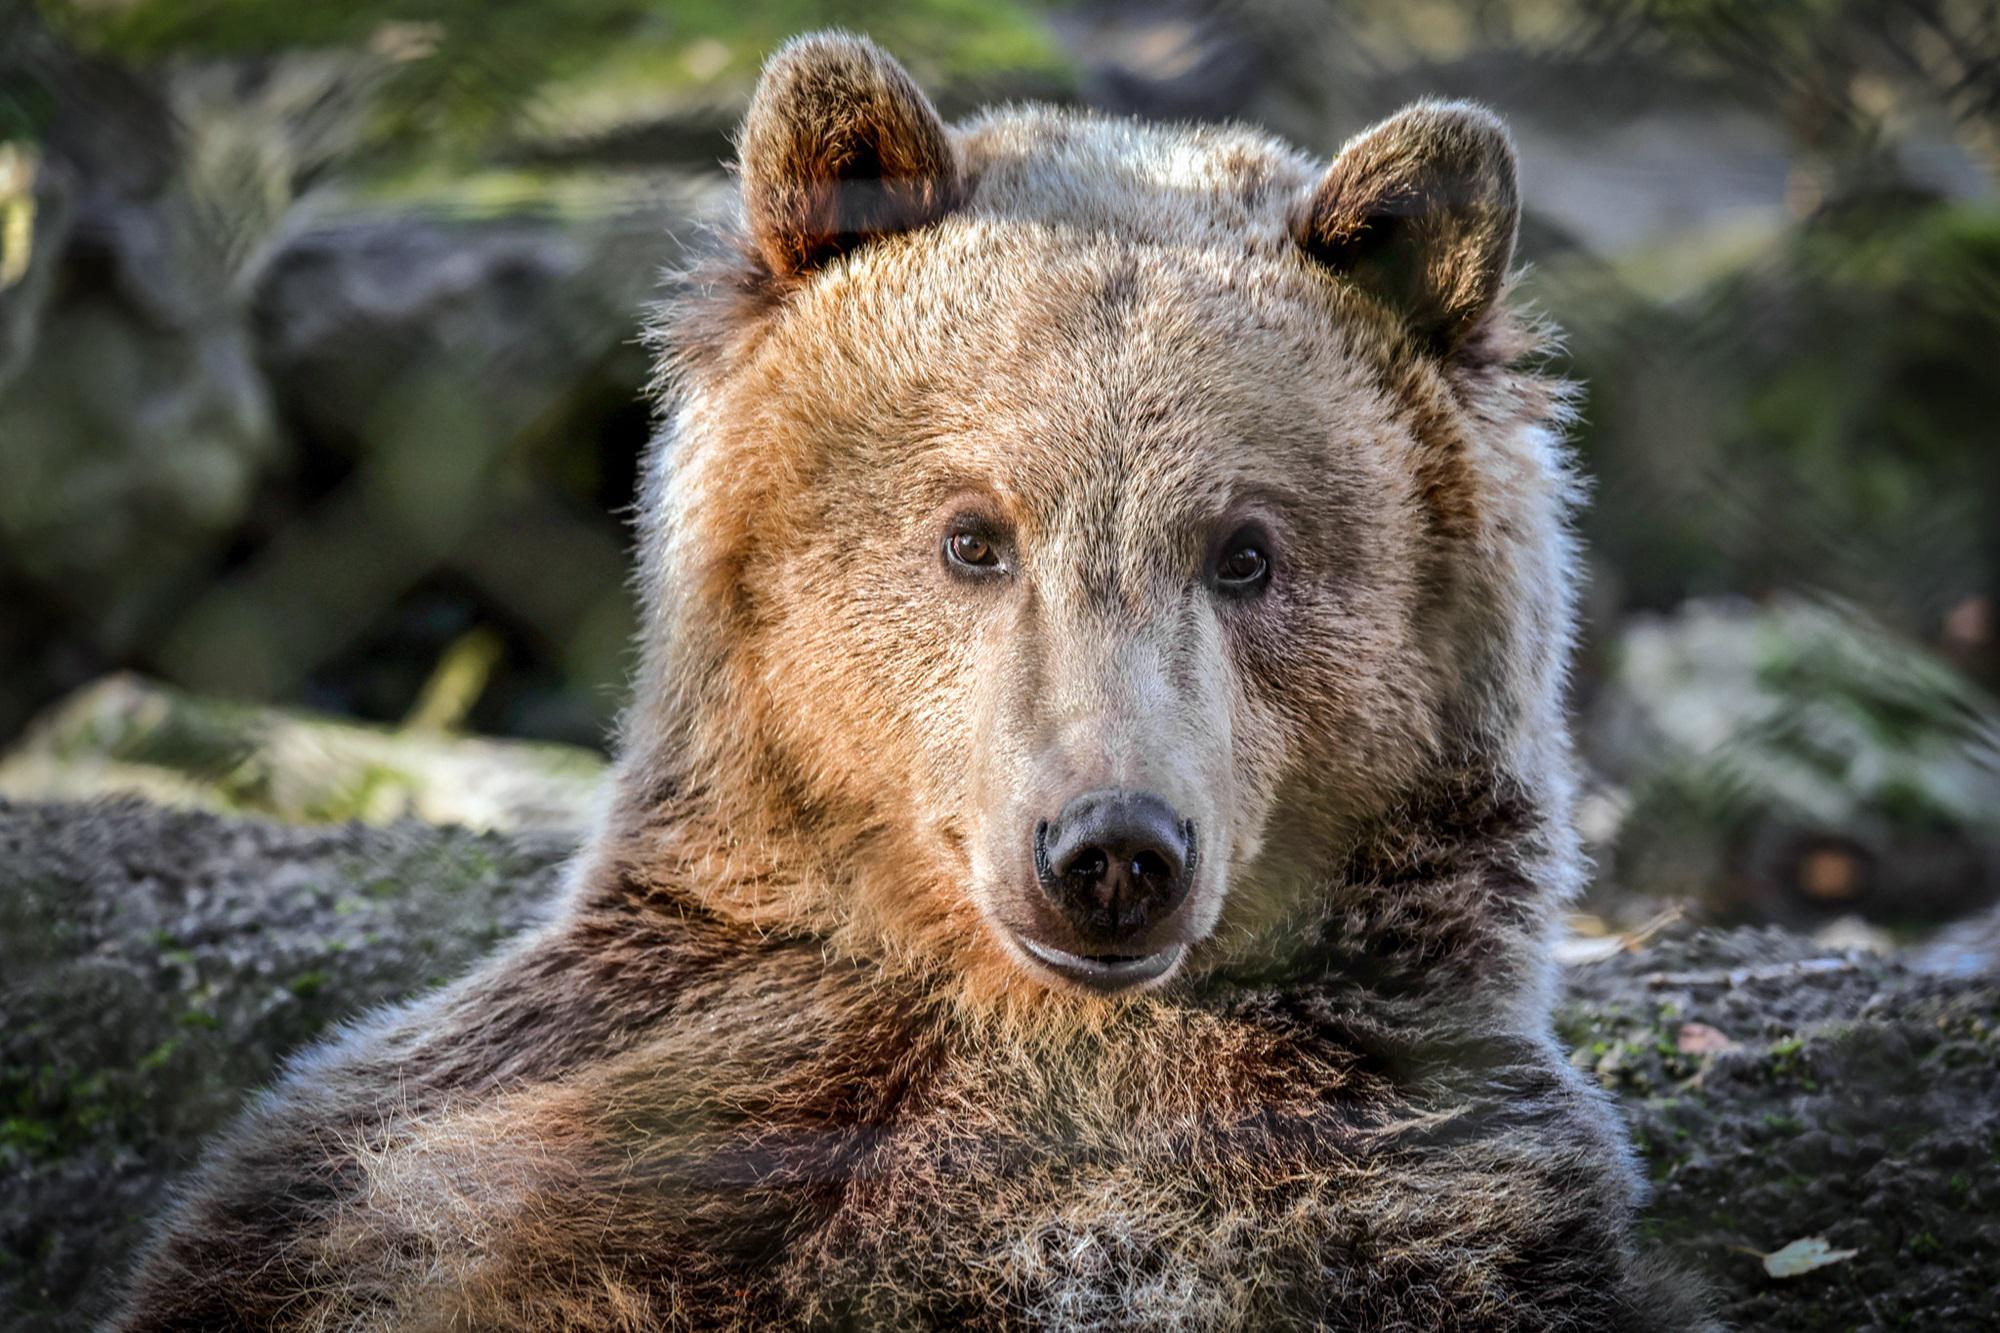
<box><xmin>0</xmin><ymin>1116</ymin><xmax>57</xmax><ymax>1156</ymax></box>
<box><xmin>1765</xmin><ymin>1034</ymin><xmax>1812</xmax><ymax>1087</ymax></box>
<box><xmin>135</xmin><ymin>1039</ymin><xmax>181</xmax><ymax>1073</ymax></box>
<box><xmin>0</xmin><ymin>1063</ymin><xmax>139</xmax><ymax>1162</ymax></box>
<box><xmin>300</xmin><ymin>762</ymin><xmax>417</xmax><ymax>824</ymax></box>
<box><xmin>288</xmin><ymin>971</ymin><xmax>329</xmax><ymax>999</ymax></box>
<box><xmin>1760</xmin><ymin>1111</ymin><xmax>1804</xmax><ymax>1136</ymax></box>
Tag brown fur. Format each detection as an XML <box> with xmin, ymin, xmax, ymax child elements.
<box><xmin>117</xmin><ymin>32</ymin><xmax>1709</xmax><ymax>1331</ymax></box>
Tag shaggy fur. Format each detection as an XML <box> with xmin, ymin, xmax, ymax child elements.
<box><xmin>116</xmin><ymin>32</ymin><xmax>1709</xmax><ymax>1331</ymax></box>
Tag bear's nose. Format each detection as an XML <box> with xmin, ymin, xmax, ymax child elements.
<box><xmin>1034</xmin><ymin>789</ymin><xmax>1195</xmax><ymax>942</ymax></box>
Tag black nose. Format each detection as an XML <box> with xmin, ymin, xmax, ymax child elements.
<box><xmin>1034</xmin><ymin>789</ymin><xmax>1196</xmax><ymax>941</ymax></box>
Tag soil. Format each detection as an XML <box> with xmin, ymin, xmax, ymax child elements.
<box><xmin>3</xmin><ymin>799</ymin><xmax>1996</xmax><ymax>1330</ymax></box>
<box><xmin>1561</xmin><ymin>930</ymin><xmax>2000</xmax><ymax>1330</ymax></box>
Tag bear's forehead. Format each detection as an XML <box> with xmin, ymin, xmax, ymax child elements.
<box><xmin>770</xmin><ymin>110</ymin><xmax>1374</xmax><ymax>377</ymax></box>
<box><xmin>717</xmin><ymin>107</ymin><xmax>1413</xmax><ymax>508</ymax></box>
<box><xmin>954</xmin><ymin>107</ymin><xmax>1322</xmax><ymax>252</ymax></box>
<box><xmin>738</xmin><ymin>221</ymin><xmax>1401</xmax><ymax>530</ymax></box>
<box><xmin>767</xmin><ymin>206</ymin><xmax>1387</xmax><ymax>431</ymax></box>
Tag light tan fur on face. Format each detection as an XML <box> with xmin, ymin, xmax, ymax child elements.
<box><xmin>116</xmin><ymin>32</ymin><xmax>1708</xmax><ymax>1332</ymax></box>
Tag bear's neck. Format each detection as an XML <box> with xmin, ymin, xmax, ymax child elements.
<box><xmin>585</xmin><ymin>732</ymin><xmax>1573</xmax><ymax>1031</ymax></box>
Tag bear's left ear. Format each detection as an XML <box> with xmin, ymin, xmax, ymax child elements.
<box><xmin>1292</xmin><ymin>102</ymin><xmax>1519</xmax><ymax>356</ymax></box>
<box><xmin>739</xmin><ymin>32</ymin><xmax>960</xmax><ymax>280</ymax></box>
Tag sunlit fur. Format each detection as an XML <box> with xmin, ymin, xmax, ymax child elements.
<box><xmin>117</xmin><ymin>33</ymin><xmax>1709</xmax><ymax>1331</ymax></box>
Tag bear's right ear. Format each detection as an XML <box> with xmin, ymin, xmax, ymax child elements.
<box><xmin>739</xmin><ymin>32</ymin><xmax>960</xmax><ymax>279</ymax></box>
<box><xmin>1292</xmin><ymin>102</ymin><xmax>1520</xmax><ymax>357</ymax></box>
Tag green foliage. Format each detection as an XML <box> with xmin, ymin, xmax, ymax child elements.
<box><xmin>1598</xmin><ymin>596</ymin><xmax>2000</xmax><ymax>917</ymax></box>
<box><xmin>0</xmin><ymin>59</ymin><xmax>54</xmax><ymax>146</ymax></box>
<box><xmin>42</xmin><ymin>0</ymin><xmax>1070</xmax><ymax>166</ymax></box>
<box><xmin>1555</xmin><ymin>200</ymin><xmax>2000</xmax><ymax>631</ymax></box>
<box><xmin>1632</xmin><ymin>0</ymin><xmax>2000</xmax><ymax>159</ymax></box>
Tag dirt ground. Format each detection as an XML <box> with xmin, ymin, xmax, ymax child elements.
<box><xmin>3</xmin><ymin>798</ymin><xmax>1996</xmax><ymax>1330</ymax></box>
<box><xmin>1561</xmin><ymin>931</ymin><xmax>2000</xmax><ymax>1329</ymax></box>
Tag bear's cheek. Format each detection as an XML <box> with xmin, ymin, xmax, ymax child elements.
<box><xmin>735</xmin><ymin>522</ymin><xmax>962</xmax><ymax>810</ymax></box>
<box><xmin>1220</xmin><ymin>577</ymin><xmax>1434</xmax><ymax>838</ymax></box>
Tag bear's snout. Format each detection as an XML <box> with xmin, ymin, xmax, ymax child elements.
<box><xmin>1035</xmin><ymin>789</ymin><xmax>1194</xmax><ymax>937</ymax></box>
<box><xmin>1010</xmin><ymin>789</ymin><xmax>1198</xmax><ymax>992</ymax></box>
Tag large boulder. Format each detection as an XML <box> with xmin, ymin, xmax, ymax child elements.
<box><xmin>1564</xmin><ymin>927</ymin><xmax>2000</xmax><ymax>1329</ymax></box>
<box><xmin>0</xmin><ymin>800</ymin><xmax>568</xmax><ymax>1328</ymax></box>
<box><xmin>2</xmin><ymin>797</ymin><xmax>1996</xmax><ymax>1330</ymax></box>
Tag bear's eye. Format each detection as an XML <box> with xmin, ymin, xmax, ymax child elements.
<box><xmin>944</xmin><ymin>528</ymin><xmax>1005</xmax><ymax>576</ymax></box>
<box><xmin>1211</xmin><ymin>531</ymin><xmax>1273</xmax><ymax>597</ymax></box>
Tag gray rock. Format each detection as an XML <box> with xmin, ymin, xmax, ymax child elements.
<box><xmin>0</xmin><ymin>799</ymin><xmax>567</xmax><ymax>1329</ymax></box>
<box><xmin>0</xmin><ymin>674</ymin><xmax>608</xmax><ymax>834</ymax></box>
<box><xmin>252</xmin><ymin>183</ymin><xmax>708</xmax><ymax>456</ymax></box>
<box><xmin>1562</xmin><ymin>926</ymin><xmax>2000</xmax><ymax>1331</ymax></box>
<box><xmin>3</xmin><ymin>798</ymin><xmax>1996</xmax><ymax>1330</ymax></box>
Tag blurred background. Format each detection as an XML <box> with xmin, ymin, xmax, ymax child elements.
<box><xmin>2</xmin><ymin>0</ymin><xmax>1997</xmax><ymax>934</ymax></box>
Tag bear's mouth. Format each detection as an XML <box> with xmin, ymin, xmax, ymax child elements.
<box><xmin>1013</xmin><ymin>935</ymin><xmax>1186</xmax><ymax>993</ymax></box>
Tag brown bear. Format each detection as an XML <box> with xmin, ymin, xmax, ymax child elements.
<box><xmin>117</xmin><ymin>32</ymin><xmax>1708</xmax><ymax>1332</ymax></box>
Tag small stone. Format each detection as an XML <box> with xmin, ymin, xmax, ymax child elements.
<box><xmin>1676</xmin><ymin>1021</ymin><xmax>1738</xmax><ymax>1054</ymax></box>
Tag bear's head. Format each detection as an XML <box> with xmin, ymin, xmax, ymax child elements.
<box><xmin>616</xmin><ymin>33</ymin><xmax>1579</xmax><ymax>1004</ymax></box>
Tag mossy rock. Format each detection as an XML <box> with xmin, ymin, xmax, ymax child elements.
<box><xmin>0</xmin><ymin>798</ymin><xmax>567</xmax><ymax>1326</ymax></box>
<box><xmin>1563</xmin><ymin>928</ymin><xmax>2000</xmax><ymax>1330</ymax></box>
<box><xmin>0</xmin><ymin>675</ymin><xmax>607</xmax><ymax>833</ymax></box>
<box><xmin>4</xmin><ymin>799</ymin><xmax>1996</xmax><ymax>1330</ymax></box>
